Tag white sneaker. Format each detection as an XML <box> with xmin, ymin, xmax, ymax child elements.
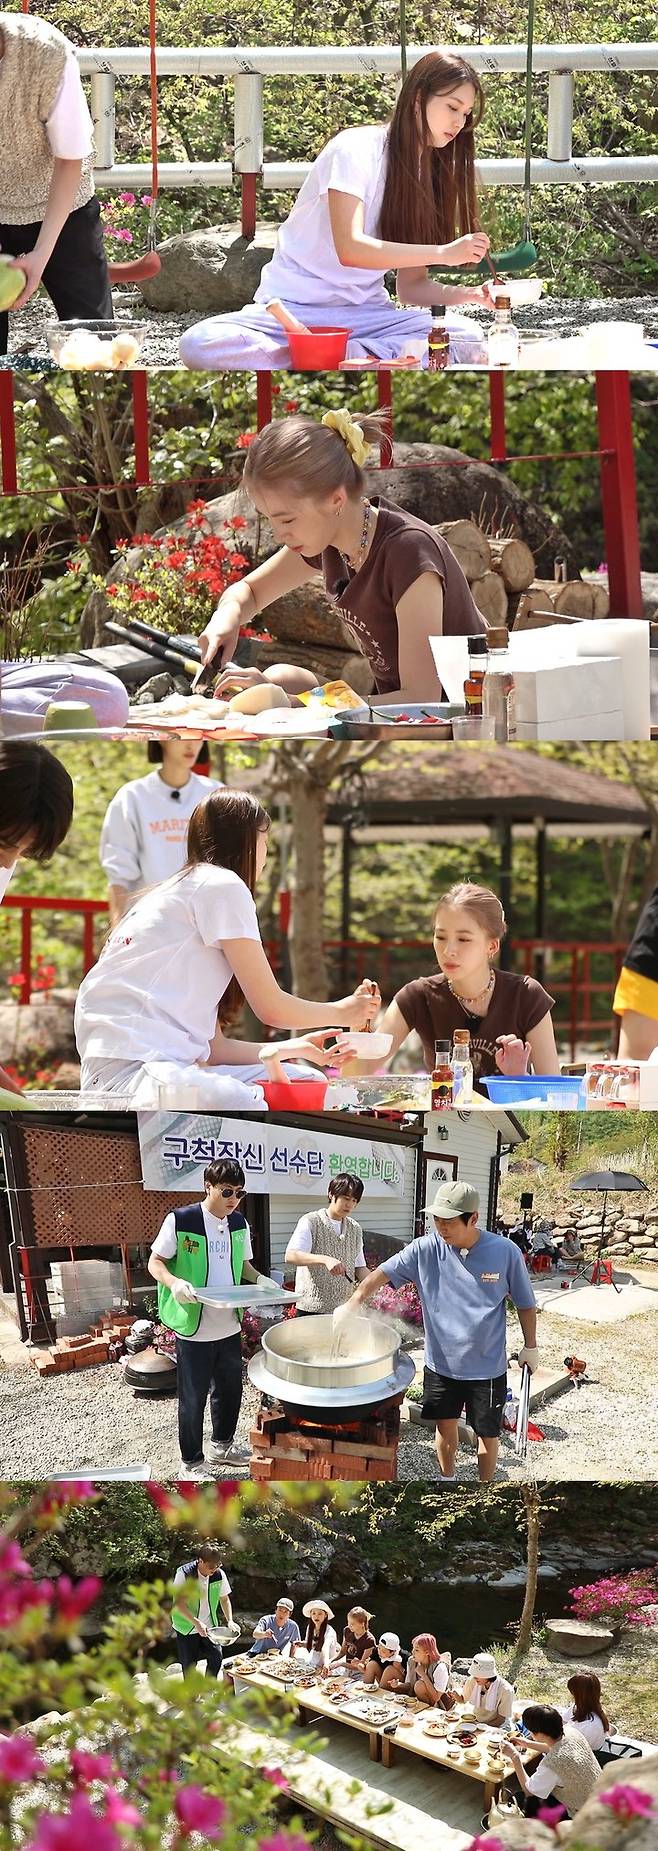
<box><xmin>209</xmin><ymin>1441</ymin><xmax>229</xmax><ymax>1461</ymax></box>
<box><xmin>178</xmin><ymin>1461</ymin><xmax>209</xmax><ymax>1481</ymax></box>
<box><xmin>219</xmin><ymin>1439</ymin><xmax>251</xmax><ymax>1466</ymax></box>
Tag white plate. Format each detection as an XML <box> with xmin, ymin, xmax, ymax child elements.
<box><xmin>344</xmin><ymin>1032</ymin><xmax>393</xmax><ymax>1058</ymax></box>
<box><xmin>246</xmin><ymin>706</ymin><xmax>335</xmax><ymax>736</ymax></box>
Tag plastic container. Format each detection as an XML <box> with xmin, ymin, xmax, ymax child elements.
<box><xmin>481</xmin><ymin>1074</ymin><xmax>586</xmax><ymax>1108</ymax></box>
<box><xmin>47</xmin><ymin>320</ymin><xmax>146</xmax><ymax>370</ymax></box>
<box><xmin>262</xmin><ymin>1078</ymin><xmax>328</xmax><ymax>1112</ymax></box>
<box><xmin>287</xmin><ymin>326</ymin><xmax>350</xmax><ymax>369</ymax></box>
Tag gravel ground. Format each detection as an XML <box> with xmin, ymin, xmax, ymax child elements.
<box><xmin>2</xmin><ymin>289</ymin><xmax>658</xmax><ymax>370</ymax></box>
<box><xmin>2</xmin><ymin>1278</ymin><xmax>657</xmax><ymax>1480</ymax></box>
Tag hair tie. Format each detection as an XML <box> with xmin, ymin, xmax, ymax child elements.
<box><xmin>321</xmin><ymin>408</ymin><xmax>371</xmax><ymax>467</ymax></box>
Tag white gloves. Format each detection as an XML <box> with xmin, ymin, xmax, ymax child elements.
<box><xmin>255</xmin><ymin>1273</ymin><xmax>281</xmax><ymax>1292</ymax></box>
<box><xmin>227</xmin><ymin>1620</ymin><xmax>241</xmax><ymax>1639</ymax></box>
<box><xmin>518</xmin><ymin>1345</ymin><xmax>540</xmax><ymax>1375</ymax></box>
<box><xmin>170</xmin><ymin>1277</ymin><xmax>198</xmax><ymax>1306</ymax></box>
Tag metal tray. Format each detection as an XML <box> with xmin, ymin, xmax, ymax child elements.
<box><xmin>194</xmin><ymin>1285</ymin><xmax>299</xmax><ymax>1310</ymax></box>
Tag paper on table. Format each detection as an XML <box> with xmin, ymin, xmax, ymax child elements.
<box><xmin>429</xmin><ymin>636</ymin><xmax>470</xmax><ymax>705</ymax></box>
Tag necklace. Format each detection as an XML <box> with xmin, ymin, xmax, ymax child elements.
<box><xmin>447</xmin><ymin>969</ymin><xmax>495</xmax><ymax>1014</ymax></box>
<box><xmin>340</xmin><ymin>499</ymin><xmax>375</xmax><ymax>574</ymax></box>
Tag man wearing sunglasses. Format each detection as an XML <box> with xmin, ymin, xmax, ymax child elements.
<box><xmin>149</xmin><ymin>1157</ymin><xmax>277</xmax><ymax>1478</ymax></box>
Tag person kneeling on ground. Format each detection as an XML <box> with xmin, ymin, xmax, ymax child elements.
<box><xmin>338</xmin><ymin>1180</ymin><xmax>538</xmax><ymax>1483</ymax></box>
<box><xmin>171</xmin><ymin>1547</ymin><xmax>236</xmax><ymax>1679</ymax></box>
<box><xmin>0</xmin><ymin>9</ymin><xmax>113</xmax><ymax>355</ymax></box>
<box><xmin>324</xmin><ymin>1606</ymin><xmax>376</xmax><ymax>1678</ymax></box>
<box><xmin>0</xmin><ymin>741</ymin><xmax>74</xmax><ymax>1095</ymax></box>
<box><xmin>463</xmin><ymin>1651</ymin><xmax>515</xmax><ymax>1724</ymax></box>
<box><xmin>363</xmin><ymin>1632</ymin><xmax>407</xmax><ymax>1687</ymax></box>
<box><xmin>501</xmin><ymin>1703</ymin><xmax>600</xmax><ymax>1819</ymax></box>
<box><xmin>148</xmin><ymin>1156</ymin><xmax>280</xmax><ymax>1479</ymax></box>
<box><xmin>285</xmin><ymin>1174</ymin><xmax>369</xmax><ymax>1317</ymax></box>
<box><xmin>248</xmin><ymin>1597</ymin><xmax>301</xmax><ymax>1657</ymax></box>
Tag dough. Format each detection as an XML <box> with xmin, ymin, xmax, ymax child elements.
<box><xmin>228</xmin><ymin>684</ymin><xmax>291</xmax><ymax>715</ymax></box>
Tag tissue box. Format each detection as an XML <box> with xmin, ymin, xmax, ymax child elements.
<box><xmin>512</xmin><ymin>657</ymin><xmax>623</xmax><ymax>739</ymax></box>
<box><xmin>639</xmin><ymin>1064</ymin><xmax>658</xmax><ymax>1109</ymax></box>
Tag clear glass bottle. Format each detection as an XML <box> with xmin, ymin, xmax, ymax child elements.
<box><xmin>451</xmin><ymin>1029</ymin><xmax>474</xmax><ymax>1106</ymax></box>
<box><xmin>427</xmin><ymin>309</ymin><xmax>450</xmax><ymax>371</ymax></box>
<box><xmin>463</xmin><ymin>635</ymin><xmax>489</xmax><ymax>715</ymax></box>
<box><xmin>482</xmin><ymin>625</ymin><xmax>516</xmax><ymax>742</ymax></box>
<box><xmin>431</xmin><ymin>1040</ymin><xmax>453</xmax><ymax>1111</ymax></box>
<box><xmin>487</xmin><ymin>291</ymin><xmax>520</xmax><ymax>369</ymax></box>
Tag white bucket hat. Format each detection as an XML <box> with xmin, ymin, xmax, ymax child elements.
<box><xmin>302</xmin><ymin>1598</ymin><xmax>335</xmax><ymax>1621</ymax></box>
<box><xmin>469</xmin><ymin>1651</ymin><xmax>497</xmax><ymax>1678</ymax></box>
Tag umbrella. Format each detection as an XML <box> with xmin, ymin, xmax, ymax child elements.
<box><xmin>514</xmin><ymin>1363</ymin><xmax>531</xmax><ymax>1458</ymax></box>
<box><xmin>569</xmin><ymin>1170</ymin><xmax>648</xmax><ymax>1294</ymax></box>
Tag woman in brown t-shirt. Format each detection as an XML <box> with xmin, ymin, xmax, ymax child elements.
<box><xmin>352</xmin><ymin>882</ymin><xmax>558</xmax><ymax>1082</ymax></box>
<box><xmin>197</xmin><ymin>410</ymin><xmax>485</xmax><ymax>703</ymax></box>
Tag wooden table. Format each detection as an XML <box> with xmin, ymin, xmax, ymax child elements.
<box><xmin>224</xmin><ymin>1658</ymin><xmax>426</xmax><ymax>1763</ymax></box>
<box><xmin>379</xmin><ymin>1703</ymin><xmax>540</xmax><ymax>1811</ymax></box>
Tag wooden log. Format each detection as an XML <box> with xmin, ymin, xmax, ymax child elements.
<box><xmin>470</xmin><ymin>570</ymin><xmax>508</xmax><ymax>625</ymax></box>
<box><xmin>530</xmin><ymin>578</ymin><xmax>595</xmax><ymax>618</ymax></box>
<box><xmin>488</xmin><ymin>535</ymin><xmax>535</xmax><ymax>591</ymax></box>
<box><xmin>589</xmin><ymin>581</ymin><xmax>611</xmax><ymax>618</ymax></box>
<box><xmin>436</xmin><ymin>519</ymin><xmax>491</xmax><ymax>582</ymax></box>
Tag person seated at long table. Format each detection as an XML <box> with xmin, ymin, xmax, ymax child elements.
<box><xmin>324</xmin><ymin>1605</ymin><xmax>377</xmax><ymax>1677</ymax></box>
<box><xmin>388</xmin><ymin>1633</ymin><xmax>454</xmax><ymax>1707</ymax></box>
<box><xmin>463</xmin><ymin>1650</ymin><xmax>515</xmax><ymax>1724</ymax></box>
<box><xmin>291</xmin><ymin>1600</ymin><xmax>340</xmax><ymax>1671</ymax></box>
<box><xmin>364</xmin><ymin>1631</ymin><xmax>408</xmax><ymax>1687</ymax></box>
<box><xmin>558</xmin><ymin>1672</ymin><xmax>609</xmax><ymax>1752</ymax></box>
<box><xmin>501</xmin><ymin>1704</ymin><xmax>600</xmax><ymax>1820</ymax></box>
<box><xmin>248</xmin><ymin>1596</ymin><xmax>301</xmax><ymax>1657</ymax></box>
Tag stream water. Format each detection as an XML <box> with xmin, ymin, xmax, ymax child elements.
<box><xmin>311</xmin><ymin>1574</ymin><xmax>579</xmax><ymax>1662</ymax></box>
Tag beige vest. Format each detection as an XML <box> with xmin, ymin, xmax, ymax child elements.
<box><xmin>295</xmin><ymin>1210</ymin><xmax>363</xmax><ymax>1313</ymax></box>
<box><xmin>543</xmin><ymin>1727</ymin><xmax>600</xmax><ymax>1817</ymax></box>
<box><xmin>0</xmin><ymin>15</ymin><xmax>95</xmax><ymax>224</ymax></box>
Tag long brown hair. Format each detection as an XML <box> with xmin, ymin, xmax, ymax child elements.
<box><xmin>567</xmin><ymin>1673</ymin><xmax>609</xmax><ymax>1731</ymax></box>
<box><xmin>243</xmin><ymin>412</ymin><xmax>391</xmax><ymax>504</ymax></box>
<box><xmin>184</xmin><ymin>789</ymin><xmax>271</xmax><ymax>1028</ymax></box>
<box><xmin>379</xmin><ymin>52</ymin><xmax>484</xmax><ymax>245</ymax></box>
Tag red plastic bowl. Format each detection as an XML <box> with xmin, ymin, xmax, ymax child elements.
<box><xmin>262</xmin><ymin>1079</ymin><xmax>328</xmax><ymax>1112</ymax></box>
<box><xmin>287</xmin><ymin>326</ymin><xmax>350</xmax><ymax>369</ymax></box>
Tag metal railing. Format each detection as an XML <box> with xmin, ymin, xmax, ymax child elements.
<box><xmin>3</xmin><ymin>895</ymin><xmax>625</xmax><ymax>1057</ymax></box>
<box><xmin>78</xmin><ymin>43</ymin><xmax>658</xmax><ymax>225</ymax></box>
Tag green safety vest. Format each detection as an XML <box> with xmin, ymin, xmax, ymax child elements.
<box><xmin>158</xmin><ymin>1203</ymin><xmax>249</xmax><ymax>1337</ymax></box>
<box><xmin>172</xmin><ymin>1563</ymin><xmax>226</xmax><ymax>1635</ymax></box>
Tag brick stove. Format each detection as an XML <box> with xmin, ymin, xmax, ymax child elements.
<box><xmin>249</xmin><ymin>1397</ymin><xmax>402</xmax><ymax>1482</ymax></box>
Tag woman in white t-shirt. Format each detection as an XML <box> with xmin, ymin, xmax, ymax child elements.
<box><xmin>401</xmin><ymin>1634</ymin><xmax>453</xmax><ymax>1708</ymax></box>
<box><xmin>292</xmin><ymin>1602</ymin><xmax>340</xmax><ymax>1671</ymax></box>
<box><xmin>101</xmin><ymin>740</ymin><xmax>220</xmax><ymax>926</ymax></box>
<box><xmin>558</xmin><ymin>1673</ymin><xmax>609</xmax><ymax>1753</ymax></box>
<box><xmin>74</xmin><ymin>786</ymin><xmax>380</xmax><ymax>1097</ymax></box>
<box><xmin>180</xmin><ymin>51</ymin><xmax>494</xmax><ymax>371</ymax></box>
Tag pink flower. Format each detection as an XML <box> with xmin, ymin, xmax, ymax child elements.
<box><xmin>55</xmin><ymin>1575</ymin><xmax>102</xmax><ymax>1622</ymax></box>
<box><xmin>40</xmin><ymin>1483</ymin><xmax>96</xmax><ymax>1512</ymax></box>
<box><xmin>71</xmin><ymin>1750</ymin><xmax>116</xmax><ymax>1784</ymax></box>
<box><xmin>26</xmin><ymin>1793</ymin><xmax>121</xmax><ymax>1851</ymax></box>
<box><xmin>140</xmin><ymin>194</ymin><xmax>153</xmax><ymax>206</ymax></box>
<box><xmin>103</xmin><ymin>1792</ymin><xmax>142</xmax><ymax>1825</ymax></box>
<box><xmin>600</xmin><ymin>1784</ymin><xmax>657</xmax><ymax>1822</ymax></box>
<box><xmin>538</xmin><ymin>1804</ymin><xmax>567</xmax><ymax>1825</ymax></box>
<box><xmin>175</xmin><ymin>1786</ymin><xmax>227</xmax><ymax>1835</ymax></box>
<box><xmin>0</xmin><ymin>1735</ymin><xmax>46</xmax><ymax>1782</ymax></box>
<box><xmin>260</xmin><ymin>1766</ymin><xmax>289</xmax><ymax>1790</ymax></box>
<box><xmin>466</xmin><ymin>1839</ymin><xmax>505</xmax><ymax>1851</ymax></box>
<box><xmin>119</xmin><ymin>192</ymin><xmax>136</xmax><ymax>205</ymax></box>
<box><xmin>258</xmin><ymin>1838</ymin><xmax>314</xmax><ymax>1851</ymax></box>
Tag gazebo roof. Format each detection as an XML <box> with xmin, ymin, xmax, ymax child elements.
<box><xmin>236</xmin><ymin>744</ymin><xmax>650</xmax><ymax>832</ymax></box>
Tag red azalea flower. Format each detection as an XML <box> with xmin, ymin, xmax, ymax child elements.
<box><xmin>174</xmin><ymin>1785</ymin><xmax>227</xmax><ymax>1835</ymax></box>
<box><xmin>25</xmin><ymin>1793</ymin><xmax>121</xmax><ymax>1851</ymax></box>
<box><xmin>0</xmin><ymin>1735</ymin><xmax>47</xmax><ymax>1782</ymax></box>
<box><xmin>55</xmin><ymin>1575</ymin><xmax>103</xmax><ymax>1621</ymax></box>
<box><xmin>71</xmin><ymin>1750</ymin><xmax>116</xmax><ymax>1785</ymax></box>
<box><xmin>600</xmin><ymin>1785</ymin><xmax>657</xmax><ymax>1822</ymax></box>
<box><xmin>260</xmin><ymin>1766</ymin><xmax>289</xmax><ymax>1791</ymax></box>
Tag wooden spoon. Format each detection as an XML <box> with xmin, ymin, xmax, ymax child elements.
<box><xmin>266</xmin><ymin>298</ymin><xmax>312</xmax><ymax>335</ymax></box>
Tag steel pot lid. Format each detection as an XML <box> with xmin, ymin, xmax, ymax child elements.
<box><xmin>248</xmin><ymin>1347</ymin><xmax>415</xmax><ymax>1414</ymax></box>
<box><xmin>260</xmin><ymin>1312</ymin><xmax>400</xmax><ymax>1392</ymax></box>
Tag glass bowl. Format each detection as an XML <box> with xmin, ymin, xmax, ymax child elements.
<box><xmin>47</xmin><ymin>320</ymin><xmax>145</xmax><ymax>370</ymax></box>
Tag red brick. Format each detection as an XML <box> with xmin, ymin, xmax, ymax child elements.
<box><xmin>269</xmin><ymin>1460</ymin><xmax>309</xmax><ymax>1481</ymax></box>
<box><xmin>330</xmin><ymin>1457</ymin><xmax>370</xmax><ymax>1481</ymax></box>
<box><xmin>34</xmin><ymin>1358</ymin><xmax>57</xmax><ymax>1376</ymax></box>
<box><xmin>366</xmin><ymin>1459</ymin><xmax>397</xmax><ymax>1480</ymax></box>
<box><xmin>250</xmin><ymin>1458</ymin><xmax>274</xmax><ymax>1481</ymax></box>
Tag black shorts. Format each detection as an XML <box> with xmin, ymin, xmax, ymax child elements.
<box><xmin>422</xmin><ymin>1368</ymin><xmax>507</xmax><ymax>1438</ymax></box>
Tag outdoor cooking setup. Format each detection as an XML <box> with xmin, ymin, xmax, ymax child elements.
<box><xmin>247</xmin><ymin>1312</ymin><xmax>415</xmax><ymax>1481</ymax></box>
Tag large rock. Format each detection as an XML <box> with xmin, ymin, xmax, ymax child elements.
<box><xmin>0</xmin><ymin>994</ymin><xmax>77</xmax><ymax>1071</ymax></box>
<box><xmin>545</xmin><ymin>1618</ymin><xmax>615</xmax><ymax>1656</ymax></box>
<box><xmin>138</xmin><ymin>224</ymin><xmax>278</xmax><ymax>314</ymax></box>
<box><xmin>564</xmin><ymin>1751</ymin><xmax>658</xmax><ymax>1848</ymax></box>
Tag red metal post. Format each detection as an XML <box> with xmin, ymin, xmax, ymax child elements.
<box><xmin>19</xmin><ymin>906</ymin><xmax>32</xmax><ymax>1005</ymax></box>
<box><xmin>0</xmin><ymin>370</ymin><xmax>18</xmax><ymax>496</ymax></box>
<box><xmin>256</xmin><ymin>373</ymin><xmax>273</xmax><ymax>429</ymax></box>
<box><xmin>132</xmin><ymin>372</ymin><xmax>151</xmax><ymax>485</ymax></box>
<box><xmin>241</xmin><ymin>173</ymin><xmax>258</xmax><ymax>242</ymax></box>
<box><xmin>376</xmin><ymin>370</ymin><xmax>393</xmax><ymax>455</ymax></box>
<box><xmin>489</xmin><ymin>372</ymin><xmax>507</xmax><ymax>463</ymax></box>
<box><xmin>594</xmin><ymin>371</ymin><xmax>643</xmax><ymax>618</ymax></box>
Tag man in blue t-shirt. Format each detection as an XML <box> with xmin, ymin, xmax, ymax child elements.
<box><xmin>249</xmin><ymin>1597</ymin><xmax>301</xmax><ymax>1656</ymax></box>
<box><xmin>340</xmin><ymin>1181</ymin><xmax>538</xmax><ymax>1484</ymax></box>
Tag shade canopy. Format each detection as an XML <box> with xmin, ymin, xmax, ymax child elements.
<box><xmin>570</xmin><ymin>1170</ymin><xmax>648</xmax><ymax>1194</ymax></box>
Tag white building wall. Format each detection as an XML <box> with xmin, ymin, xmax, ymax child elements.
<box><xmin>268</xmin><ymin>1140</ymin><xmax>420</xmax><ymax>1272</ymax></box>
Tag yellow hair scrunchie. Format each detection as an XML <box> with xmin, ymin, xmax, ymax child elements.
<box><xmin>321</xmin><ymin>408</ymin><xmax>372</xmax><ymax>467</ymax></box>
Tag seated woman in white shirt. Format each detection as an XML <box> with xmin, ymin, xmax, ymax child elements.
<box><xmin>390</xmin><ymin>1633</ymin><xmax>453</xmax><ymax>1708</ymax></box>
<box><xmin>291</xmin><ymin>1601</ymin><xmax>339</xmax><ymax>1671</ymax></box>
<box><xmin>558</xmin><ymin>1672</ymin><xmax>609</xmax><ymax>1753</ymax></box>
<box><xmin>180</xmin><ymin>52</ymin><xmax>495</xmax><ymax>371</ymax></box>
<box><xmin>0</xmin><ymin>11</ymin><xmax>113</xmax><ymax>353</ymax></box>
<box><xmin>463</xmin><ymin>1651</ymin><xmax>515</xmax><ymax>1725</ymax></box>
<box><xmin>101</xmin><ymin>740</ymin><xmax>219</xmax><ymax>927</ymax></box>
<box><xmin>74</xmin><ymin>787</ymin><xmax>380</xmax><ymax>1099</ymax></box>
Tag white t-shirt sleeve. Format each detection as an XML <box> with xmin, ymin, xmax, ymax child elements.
<box><xmin>219</xmin><ymin>1570</ymin><xmax>231</xmax><ymax>1596</ymax></box>
<box><xmin>0</xmin><ymin>863</ymin><xmax>16</xmax><ymax>902</ymax></box>
<box><xmin>320</xmin><ymin>128</ymin><xmax>380</xmax><ymax>202</ymax></box>
<box><xmin>525</xmin><ymin>1762</ymin><xmax>559</xmax><ymax>1801</ymax></box>
<box><xmin>432</xmin><ymin>1662</ymin><xmax>450</xmax><ymax>1694</ymax></box>
<box><xmin>287</xmin><ymin>1215</ymin><xmax>314</xmax><ymax>1255</ymax></box>
<box><xmin>190</xmin><ymin>867</ymin><xmax>262</xmax><ymax>949</ymax></box>
<box><xmin>100</xmin><ymin>790</ymin><xmax>142</xmax><ymax>886</ymax></box>
<box><xmin>355</xmin><ymin>1233</ymin><xmax>366</xmax><ymax>1268</ymax></box>
<box><xmin>46</xmin><ymin>50</ymin><xmax>95</xmax><ymax>159</ymax></box>
<box><xmin>574</xmin><ymin>1715</ymin><xmax>605</xmax><ymax>1750</ymax></box>
<box><xmin>151</xmin><ymin>1212</ymin><xmax>178</xmax><ymax>1260</ymax></box>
